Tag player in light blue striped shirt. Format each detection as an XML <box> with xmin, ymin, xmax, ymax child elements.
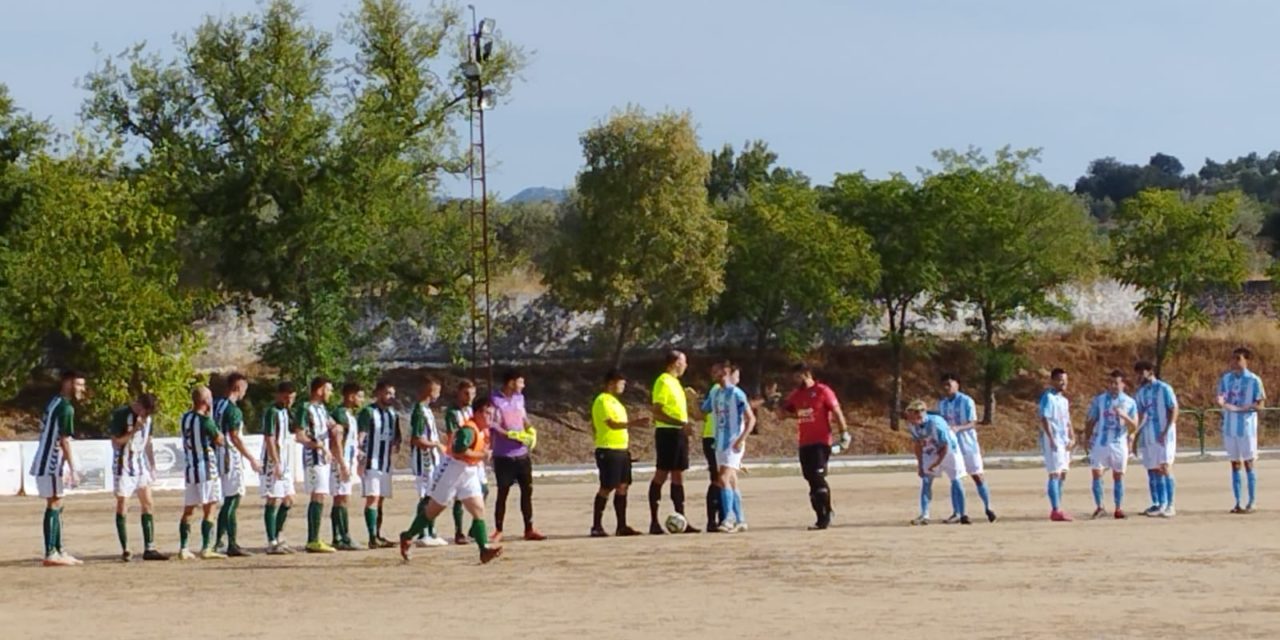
<box><xmin>1134</xmin><ymin>361</ymin><xmax>1179</xmax><ymax>517</ymax></box>
<box><xmin>1217</xmin><ymin>347</ymin><xmax>1267</xmax><ymax>513</ymax></box>
<box><xmin>1084</xmin><ymin>370</ymin><xmax>1138</xmax><ymax>519</ymax></box>
<box><xmin>1039</xmin><ymin>369</ymin><xmax>1074</xmax><ymax>522</ymax></box>
<box><xmin>906</xmin><ymin>400</ymin><xmax>969</xmax><ymax>526</ymax></box>
<box><xmin>938</xmin><ymin>374</ymin><xmax>995</xmax><ymax>523</ymax></box>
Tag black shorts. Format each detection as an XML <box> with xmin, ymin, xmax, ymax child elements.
<box><xmin>595</xmin><ymin>448</ymin><xmax>632</xmax><ymax>489</ymax></box>
<box><xmin>494</xmin><ymin>455</ymin><xmax>533</xmax><ymax>489</ymax></box>
<box><xmin>799</xmin><ymin>443</ymin><xmax>831</xmax><ymax>481</ymax></box>
<box><xmin>702</xmin><ymin>437</ymin><xmax>718</xmax><ymax>474</ymax></box>
<box><xmin>654</xmin><ymin>428</ymin><xmax>690</xmax><ymax>471</ymax></box>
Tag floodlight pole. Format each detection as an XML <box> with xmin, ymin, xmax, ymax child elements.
<box><xmin>465</xmin><ymin>6</ymin><xmax>494</xmax><ymax>392</ymax></box>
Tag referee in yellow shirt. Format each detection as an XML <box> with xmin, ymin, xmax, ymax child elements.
<box><xmin>648</xmin><ymin>350</ymin><xmax>699</xmax><ymax>534</ymax></box>
<box><xmin>590</xmin><ymin>369</ymin><xmax>651</xmax><ymax>537</ymax></box>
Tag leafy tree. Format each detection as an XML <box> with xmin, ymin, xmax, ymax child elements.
<box><xmin>1109</xmin><ymin>189</ymin><xmax>1250</xmax><ymax>376</ymax></box>
<box><xmin>927</xmin><ymin>147</ymin><xmax>1100</xmax><ymax>423</ymax></box>
<box><xmin>822</xmin><ymin>173</ymin><xmax>941</xmax><ymax>429</ymax></box>
<box><xmin>542</xmin><ymin>107</ymin><xmax>727</xmax><ymax>367</ymax></box>
<box><xmin>707</xmin><ymin>139</ymin><xmax>807</xmax><ymax>202</ymax></box>
<box><xmin>0</xmin><ymin>146</ymin><xmax>201</xmax><ymax>428</ymax></box>
<box><xmin>81</xmin><ymin>0</ymin><xmax>523</xmax><ymax>381</ymax></box>
<box><xmin>714</xmin><ymin>180</ymin><xmax>878</xmax><ymax>394</ymax></box>
<box><xmin>0</xmin><ymin>84</ymin><xmax>52</xmax><ymax>237</ymax></box>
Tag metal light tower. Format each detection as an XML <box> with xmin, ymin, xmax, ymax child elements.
<box><xmin>463</xmin><ymin>6</ymin><xmax>496</xmax><ymax>390</ymax></box>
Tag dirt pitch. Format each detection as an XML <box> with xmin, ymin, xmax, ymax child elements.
<box><xmin>0</xmin><ymin>461</ymin><xmax>1277</xmax><ymax>639</ymax></box>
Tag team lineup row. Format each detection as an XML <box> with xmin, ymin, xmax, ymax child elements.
<box><xmin>21</xmin><ymin>346</ymin><xmax>1268</xmax><ymax>566</ymax></box>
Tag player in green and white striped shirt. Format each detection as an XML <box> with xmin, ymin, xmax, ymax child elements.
<box><xmin>299</xmin><ymin>377</ymin><xmax>338</xmax><ymax>554</ymax></box>
<box><xmin>213</xmin><ymin>372</ymin><xmax>261</xmax><ymax>557</ymax></box>
<box><xmin>31</xmin><ymin>370</ymin><xmax>87</xmax><ymax>567</ymax></box>
<box><xmin>261</xmin><ymin>381</ymin><xmax>299</xmax><ymax>554</ymax></box>
<box><xmin>108</xmin><ymin>393</ymin><xmax>168</xmax><ymax>562</ymax></box>
<box><xmin>328</xmin><ymin>382</ymin><xmax>364</xmax><ymax>550</ymax></box>
<box><xmin>178</xmin><ymin>386</ymin><xmax>226</xmax><ymax>560</ymax></box>
<box><xmin>407</xmin><ymin>377</ymin><xmax>448</xmax><ymax>547</ymax></box>
<box><xmin>358</xmin><ymin>380</ymin><xmax>401</xmax><ymax>548</ymax></box>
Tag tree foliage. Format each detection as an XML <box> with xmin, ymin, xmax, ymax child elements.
<box><xmin>542</xmin><ymin>107</ymin><xmax>727</xmax><ymax>367</ymax></box>
<box><xmin>1109</xmin><ymin>189</ymin><xmax>1250</xmax><ymax>376</ymax></box>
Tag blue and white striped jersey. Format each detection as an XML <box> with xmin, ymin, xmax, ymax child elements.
<box><xmin>1087</xmin><ymin>392</ymin><xmax>1136</xmax><ymax>448</ymax></box>
<box><xmin>711</xmin><ymin>384</ymin><xmax>750</xmax><ymax>451</ymax></box>
<box><xmin>1136</xmin><ymin>380</ymin><xmax>1178</xmax><ymax>446</ymax></box>
<box><xmin>1039</xmin><ymin>389</ymin><xmax>1071</xmax><ymax>445</ymax></box>
<box><xmin>1219</xmin><ymin>370</ymin><xmax>1266</xmax><ymax>438</ymax></box>
<box><xmin>938</xmin><ymin>392</ymin><xmax>978</xmax><ymax>453</ymax></box>
<box><xmin>910</xmin><ymin>413</ymin><xmax>959</xmax><ymax>455</ymax></box>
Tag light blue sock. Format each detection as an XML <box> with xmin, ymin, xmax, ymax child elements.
<box><xmin>920</xmin><ymin>477</ymin><xmax>933</xmax><ymax>517</ymax></box>
<box><xmin>1165</xmin><ymin>475</ymin><xmax>1175</xmax><ymax>508</ymax></box>
<box><xmin>951</xmin><ymin>479</ymin><xmax>966</xmax><ymax>517</ymax></box>
<box><xmin>732</xmin><ymin>490</ymin><xmax>744</xmax><ymax>523</ymax></box>
<box><xmin>1152</xmin><ymin>475</ymin><xmax>1164</xmax><ymax>508</ymax></box>
<box><xmin>1048</xmin><ymin>477</ymin><xmax>1060</xmax><ymax>511</ymax></box>
<box><xmin>1247</xmin><ymin>469</ymin><xmax>1257</xmax><ymax>507</ymax></box>
<box><xmin>720</xmin><ymin>487</ymin><xmax>734</xmax><ymax>523</ymax></box>
<box><xmin>976</xmin><ymin>481</ymin><xmax>991</xmax><ymax>511</ymax></box>
<box><xmin>1091</xmin><ymin>476</ymin><xmax>1103</xmax><ymax>508</ymax></box>
<box><xmin>1148</xmin><ymin>470</ymin><xmax>1158</xmax><ymax>506</ymax></box>
<box><xmin>1232</xmin><ymin>468</ymin><xmax>1242</xmax><ymax>506</ymax></box>
<box><xmin>1114</xmin><ymin>478</ymin><xmax>1124</xmax><ymax>510</ymax></box>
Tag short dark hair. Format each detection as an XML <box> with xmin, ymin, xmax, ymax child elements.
<box><xmin>664</xmin><ymin>350</ymin><xmax>684</xmax><ymax>367</ymax></box>
<box><xmin>310</xmin><ymin>376</ymin><xmax>331</xmax><ymax>393</ymax></box>
<box><xmin>226</xmin><ymin>372</ymin><xmax>247</xmax><ymax>388</ymax></box>
<box><xmin>136</xmin><ymin>393</ymin><xmax>158</xmax><ymax>413</ymax></box>
<box><xmin>472</xmin><ymin>395</ymin><xmax>494</xmax><ymax>413</ymax></box>
<box><xmin>502</xmin><ymin>369</ymin><xmax>523</xmax><ymax>384</ymax></box>
<box><xmin>61</xmin><ymin>369</ymin><xmax>86</xmax><ymax>382</ymax></box>
<box><xmin>341</xmin><ymin>382</ymin><xmax>362</xmax><ymax>396</ymax></box>
<box><xmin>1133</xmin><ymin>361</ymin><xmax>1155</xmax><ymax>374</ymax></box>
<box><xmin>1051</xmin><ymin>368</ymin><xmax>1067</xmax><ymax>379</ymax></box>
<box><xmin>374</xmin><ymin>380</ymin><xmax>394</xmax><ymax>393</ymax></box>
<box><xmin>722</xmin><ymin>360</ymin><xmax>738</xmax><ymax>373</ymax></box>
<box><xmin>1108</xmin><ymin>369</ymin><xmax>1125</xmax><ymax>379</ymax></box>
<box><xmin>791</xmin><ymin>362</ymin><xmax>813</xmax><ymax>375</ymax></box>
<box><xmin>277</xmin><ymin>380</ymin><xmax>297</xmax><ymax>394</ymax></box>
<box><xmin>940</xmin><ymin>372</ymin><xmax>959</xmax><ymax>384</ymax></box>
<box><xmin>604</xmin><ymin>369</ymin><xmax>626</xmax><ymax>383</ymax></box>
<box><xmin>458</xmin><ymin>379</ymin><xmax>476</xmax><ymax>391</ymax></box>
<box><xmin>421</xmin><ymin>376</ymin><xmax>441</xmax><ymax>390</ymax></box>
<box><xmin>1234</xmin><ymin>347</ymin><xmax>1252</xmax><ymax>360</ymax></box>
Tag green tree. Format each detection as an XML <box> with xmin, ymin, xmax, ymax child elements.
<box><xmin>81</xmin><ymin>0</ymin><xmax>522</xmax><ymax>381</ymax></box>
<box><xmin>927</xmin><ymin>147</ymin><xmax>1100</xmax><ymax>423</ymax></box>
<box><xmin>1109</xmin><ymin>189</ymin><xmax>1250</xmax><ymax>376</ymax></box>
<box><xmin>714</xmin><ymin>180</ymin><xmax>878</xmax><ymax>394</ymax></box>
<box><xmin>0</xmin><ymin>84</ymin><xmax>52</xmax><ymax>237</ymax></box>
<box><xmin>0</xmin><ymin>146</ymin><xmax>201</xmax><ymax>428</ymax></box>
<box><xmin>822</xmin><ymin>173</ymin><xmax>941</xmax><ymax>429</ymax></box>
<box><xmin>542</xmin><ymin>108</ymin><xmax>727</xmax><ymax>367</ymax></box>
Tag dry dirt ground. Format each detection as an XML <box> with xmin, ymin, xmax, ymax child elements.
<box><xmin>1</xmin><ymin>461</ymin><xmax>1278</xmax><ymax>639</ymax></box>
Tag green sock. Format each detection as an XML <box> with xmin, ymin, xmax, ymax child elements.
<box><xmin>364</xmin><ymin>507</ymin><xmax>378</xmax><ymax>542</ymax></box>
<box><xmin>42</xmin><ymin>508</ymin><xmax>55</xmax><ymax>556</ymax></box>
<box><xmin>179</xmin><ymin>519</ymin><xmax>191</xmax><ymax>550</ymax></box>
<box><xmin>201</xmin><ymin>519</ymin><xmax>213</xmax><ymax>550</ymax></box>
<box><xmin>404</xmin><ymin>498</ymin><xmax>430</xmax><ymax>540</ymax></box>
<box><xmin>215</xmin><ymin>500</ymin><xmax>230</xmax><ymax>546</ymax></box>
<box><xmin>264</xmin><ymin>505</ymin><xmax>279</xmax><ymax>543</ymax></box>
<box><xmin>469</xmin><ymin>518</ymin><xmax>489</xmax><ymax>549</ymax></box>
<box><xmin>277</xmin><ymin>504</ymin><xmax>291</xmax><ymax>538</ymax></box>
<box><xmin>338</xmin><ymin>506</ymin><xmax>351</xmax><ymax>544</ymax></box>
<box><xmin>330</xmin><ymin>506</ymin><xmax>342</xmax><ymax>544</ymax></box>
<box><xmin>376</xmin><ymin>504</ymin><xmax>385</xmax><ymax>539</ymax></box>
<box><xmin>142</xmin><ymin>513</ymin><xmax>155</xmax><ymax>549</ymax></box>
<box><xmin>307</xmin><ymin>501</ymin><xmax>322</xmax><ymax>544</ymax></box>
<box><xmin>226</xmin><ymin>495</ymin><xmax>239</xmax><ymax>546</ymax></box>
<box><xmin>54</xmin><ymin>508</ymin><xmax>63</xmax><ymax>552</ymax></box>
<box><xmin>452</xmin><ymin>501</ymin><xmax>464</xmax><ymax>535</ymax></box>
<box><xmin>115</xmin><ymin>513</ymin><xmax>128</xmax><ymax>552</ymax></box>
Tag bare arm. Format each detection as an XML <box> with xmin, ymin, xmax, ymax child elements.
<box><xmin>59</xmin><ymin>435</ymin><xmax>76</xmax><ymax>482</ymax></box>
<box><xmin>735</xmin><ymin>404</ymin><xmax>756</xmax><ymax>451</ymax></box>
<box><xmin>145</xmin><ymin>437</ymin><xmax>157</xmax><ymax>476</ymax></box>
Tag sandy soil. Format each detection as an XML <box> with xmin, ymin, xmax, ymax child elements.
<box><xmin>0</xmin><ymin>461</ymin><xmax>1277</xmax><ymax>639</ymax></box>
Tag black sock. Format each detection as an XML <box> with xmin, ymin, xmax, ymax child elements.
<box><xmin>593</xmin><ymin>495</ymin><xmax>607</xmax><ymax>530</ymax></box>
<box><xmin>614</xmin><ymin>494</ymin><xmax>629</xmax><ymax>530</ymax></box>
<box><xmin>648</xmin><ymin>481</ymin><xmax>661</xmax><ymax>526</ymax></box>
<box><xmin>671</xmin><ymin>483</ymin><xmax>685</xmax><ymax>515</ymax></box>
<box><xmin>706</xmin><ymin>484</ymin><xmax>721</xmax><ymax>527</ymax></box>
<box><xmin>495</xmin><ymin>486</ymin><xmax>509</xmax><ymax>532</ymax></box>
<box><xmin>520</xmin><ymin>484</ymin><xmax>534</xmax><ymax>529</ymax></box>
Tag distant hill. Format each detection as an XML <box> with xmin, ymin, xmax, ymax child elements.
<box><xmin>505</xmin><ymin>187</ymin><xmax>568</xmax><ymax>204</ymax></box>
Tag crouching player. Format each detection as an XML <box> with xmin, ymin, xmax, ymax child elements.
<box><xmin>905</xmin><ymin>400</ymin><xmax>969</xmax><ymax>525</ymax></box>
<box><xmin>399</xmin><ymin>396</ymin><xmax>503</xmax><ymax>564</ymax></box>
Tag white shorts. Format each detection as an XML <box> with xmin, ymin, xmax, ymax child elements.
<box><xmin>1041</xmin><ymin>442</ymin><xmax>1071</xmax><ymax>474</ymax></box>
<box><xmin>221</xmin><ymin>468</ymin><xmax>246</xmax><ymax>497</ymax></box>
<box><xmin>958</xmin><ymin>443</ymin><xmax>984</xmax><ymax>475</ymax></box>
<box><xmin>35</xmin><ymin>475</ymin><xmax>63</xmax><ymax>499</ymax></box>
<box><xmin>331</xmin><ymin>469</ymin><xmax>355</xmax><ymax>497</ymax></box>
<box><xmin>304</xmin><ymin>464</ymin><xmax>331</xmax><ymax>495</ymax></box>
<box><xmin>259</xmin><ymin>468</ymin><xmax>296</xmax><ymax>500</ymax></box>
<box><xmin>1090</xmin><ymin>444</ymin><xmax>1129</xmax><ymax>473</ymax></box>
<box><xmin>427</xmin><ymin>458</ymin><xmax>484</xmax><ymax>505</ymax></box>
<box><xmin>715</xmin><ymin>446</ymin><xmax>744</xmax><ymax>470</ymax></box>
<box><xmin>1225</xmin><ymin>435</ymin><xmax>1258</xmax><ymax>462</ymax></box>
<box><xmin>114</xmin><ymin>473</ymin><xmax>153</xmax><ymax>498</ymax></box>
<box><xmin>185</xmin><ymin>480</ymin><xmax>223</xmax><ymax>507</ymax></box>
<box><xmin>415</xmin><ymin>475</ymin><xmax>433</xmax><ymax>499</ymax></box>
<box><xmin>362</xmin><ymin>469</ymin><xmax>394</xmax><ymax>498</ymax></box>
<box><xmin>1140</xmin><ymin>441</ymin><xmax>1176</xmax><ymax>469</ymax></box>
<box><xmin>923</xmin><ymin>450</ymin><xmax>967</xmax><ymax>481</ymax></box>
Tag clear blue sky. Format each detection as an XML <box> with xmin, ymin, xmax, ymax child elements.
<box><xmin>4</xmin><ymin>0</ymin><xmax>1280</xmax><ymax>198</ymax></box>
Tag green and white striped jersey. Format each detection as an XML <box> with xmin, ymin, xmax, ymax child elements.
<box><xmin>180</xmin><ymin>410</ymin><xmax>221</xmax><ymax>484</ymax></box>
<box><xmin>29</xmin><ymin>396</ymin><xmax>74</xmax><ymax>477</ymax></box>
<box><xmin>358</xmin><ymin>404</ymin><xmax>400</xmax><ymax>473</ymax></box>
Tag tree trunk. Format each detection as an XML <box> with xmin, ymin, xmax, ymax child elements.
<box><xmin>980</xmin><ymin>305</ymin><xmax>996</xmax><ymax>426</ymax></box>
<box><xmin>752</xmin><ymin>325</ymin><xmax>768</xmax><ymax>399</ymax></box>
<box><xmin>887</xmin><ymin>299</ymin><xmax>904</xmax><ymax>431</ymax></box>
<box><xmin>611</xmin><ymin>310</ymin><xmax>632</xmax><ymax>370</ymax></box>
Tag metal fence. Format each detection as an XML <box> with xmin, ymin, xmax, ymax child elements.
<box><xmin>1179</xmin><ymin>407</ymin><xmax>1280</xmax><ymax>456</ymax></box>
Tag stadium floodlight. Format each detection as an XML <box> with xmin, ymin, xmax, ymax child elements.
<box><xmin>478</xmin><ymin>18</ymin><xmax>495</xmax><ymax>35</ymax></box>
<box><xmin>476</xmin><ymin>89</ymin><xmax>496</xmax><ymax>111</ymax></box>
<box><xmin>460</xmin><ymin>61</ymin><xmax>481</xmax><ymax>80</ymax></box>
<box><xmin>480</xmin><ymin>40</ymin><xmax>494</xmax><ymax>62</ymax></box>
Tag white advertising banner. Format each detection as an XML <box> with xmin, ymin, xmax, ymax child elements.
<box><xmin>19</xmin><ymin>439</ymin><xmax>114</xmax><ymax>495</ymax></box>
<box><xmin>0</xmin><ymin>442</ymin><xmax>23</xmax><ymax>496</ymax></box>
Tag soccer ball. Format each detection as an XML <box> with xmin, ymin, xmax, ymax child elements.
<box><xmin>664</xmin><ymin>512</ymin><xmax>688</xmax><ymax>534</ymax></box>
